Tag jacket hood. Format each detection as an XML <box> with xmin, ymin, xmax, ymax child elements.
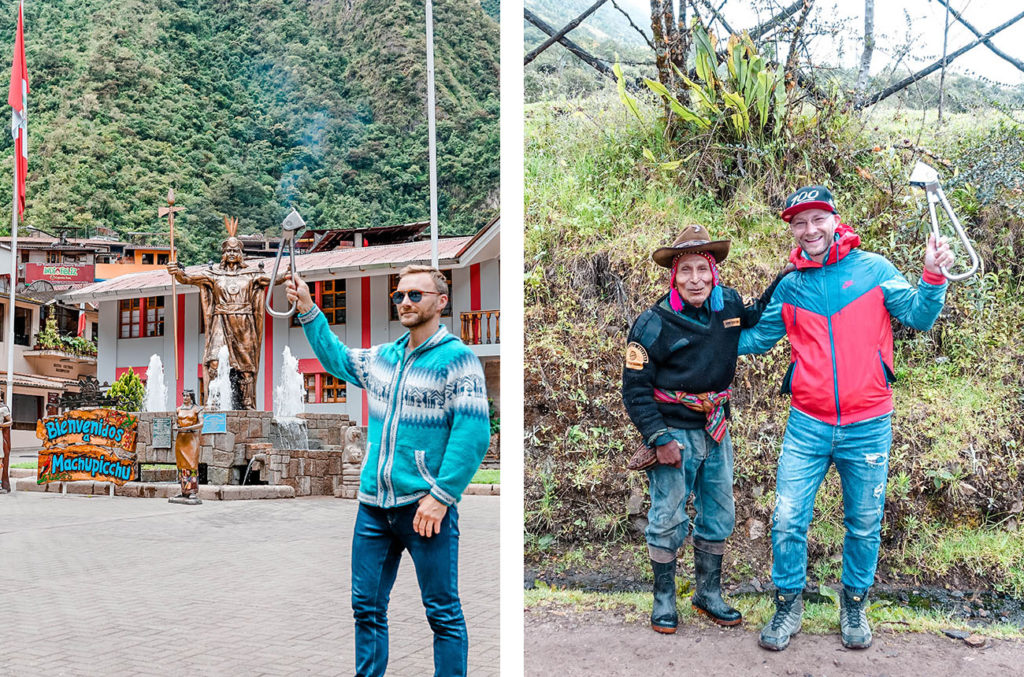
<box><xmin>789</xmin><ymin>223</ymin><xmax>861</xmax><ymax>270</ymax></box>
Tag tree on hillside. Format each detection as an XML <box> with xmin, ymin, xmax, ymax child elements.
<box><xmin>0</xmin><ymin>0</ymin><xmax>500</xmax><ymax>263</ymax></box>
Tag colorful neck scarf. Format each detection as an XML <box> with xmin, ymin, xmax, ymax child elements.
<box><xmin>669</xmin><ymin>251</ymin><xmax>724</xmax><ymax>313</ymax></box>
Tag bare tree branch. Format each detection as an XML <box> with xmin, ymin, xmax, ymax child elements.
<box><xmin>609</xmin><ymin>0</ymin><xmax>656</xmax><ymax>52</ymax></box>
<box><xmin>784</xmin><ymin>1</ymin><xmax>814</xmax><ymax>91</ymax></box>
<box><xmin>524</xmin><ymin>0</ymin><xmax>609</xmax><ymax>66</ymax></box>
<box><xmin>937</xmin><ymin>0</ymin><xmax>951</xmax><ymax>121</ymax></box>
<box><xmin>691</xmin><ymin>0</ymin><xmax>736</xmax><ymax>36</ymax></box>
<box><xmin>857</xmin><ymin>9</ymin><xmax>1024</xmax><ymax>109</ymax></box>
<box><xmin>748</xmin><ymin>0</ymin><xmax>806</xmax><ymax>41</ymax></box>
<box><xmin>934</xmin><ymin>0</ymin><xmax>1024</xmax><ymax>74</ymax></box>
<box><xmin>524</xmin><ymin>8</ymin><xmax>636</xmax><ymax>89</ymax></box>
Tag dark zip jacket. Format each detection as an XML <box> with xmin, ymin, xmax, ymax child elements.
<box><xmin>622</xmin><ymin>275</ymin><xmax>784</xmax><ymax>445</ymax></box>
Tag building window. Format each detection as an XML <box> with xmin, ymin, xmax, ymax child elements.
<box><xmin>320</xmin><ymin>279</ymin><xmax>346</xmax><ymax>324</ymax></box>
<box><xmin>322</xmin><ymin>374</ymin><xmax>346</xmax><ymax>402</ymax></box>
<box><xmin>119</xmin><ymin>297</ymin><xmax>164</xmax><ymax>338</ymax></box>
<box><xmin>291</xmin><ymin>280</ymin><xmax>346</xmax><ymax>327</ymax></box>
<box><xmin>157</xmin><ymin>254</ymin><xmax>169</xmax><ymax>264</ymax></box>
<box><xmin>388</xmin><ymin>270</ymin><xmax>453</xmax><ymax>321</ymax></box>
<box><xmin>90</xmin><ymin>322</ymin><xmax>98</xmax><ymax>340</ymax></box>
<box><xmin>302</xmin><ymin>372</ymin><xmax>347</xmax><ymax>403</ymax></box>
<box><xmin>13</xmin><ymin>306</ymin><xmax>31</xmax><ymax>345</ymax></box>
<box><xmin>44</xmin><ymin>305</ymin><xmax>78</xmax><ymax>336</ymax></box>
<box><xmin>46</xmin><ymin>251</ymin><xmax>60</xmax><ymax>263</ymax></box>
<box><xmin>119</xmin><ymin>299</ymin><xmax>140</xmax><ymax>338</ymax></box>
<box><xmin>303</xmin><ymin>373</ymin><xmax>316</xmax><ymax>404</ymax></box>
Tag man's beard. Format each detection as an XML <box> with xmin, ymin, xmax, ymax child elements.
<box><xmin>398</xmin><ymin>307</ymin><xmax>437</xmax><ymax>329</ymax></box>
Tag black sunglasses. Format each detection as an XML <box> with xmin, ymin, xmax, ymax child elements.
<box><xmin>391</xmin><ymin>290</ymin><xmax>440</xmax><ymax>304</ymax></box>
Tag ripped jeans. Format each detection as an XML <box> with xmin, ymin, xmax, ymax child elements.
<box><xmin>771</xmin><ymin>408</ymin><xmax>892</xmax><ymax>593</ymax></box>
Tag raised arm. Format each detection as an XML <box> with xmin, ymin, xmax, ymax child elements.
<box><xmin>288</xmin><ymin>272</ymin><xmax>372</xmax><ymax>389</ymax></box>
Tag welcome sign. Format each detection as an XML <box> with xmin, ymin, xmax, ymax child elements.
<box><xmin>36</xmin><ymin>409</ymin><xmax>139</xmax><ymax>485</ymax></box>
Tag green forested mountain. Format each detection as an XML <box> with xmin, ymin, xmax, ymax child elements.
<box><xmin>525</xmin><ymin>0</ymin><xmax>650</xmax><ymax>48</ymax></box>
<box><xmin>0</xmin><ymin>0</ymin><xmax>499</xmax><ymax>264</ymax></box>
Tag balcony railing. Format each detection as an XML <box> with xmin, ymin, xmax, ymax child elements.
<box><xmin>460</xmin><ymin>310</ymin><xmax>499</xmax><ymax>346</ymax></box>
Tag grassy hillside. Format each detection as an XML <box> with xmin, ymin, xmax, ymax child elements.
<box><xmin>525</xmin><ymin>88</ymin><xmax>1024</xmax><ymax>596</ymax></box>
<box><xmin>0</xmin><ymin>0</ymin><xmax>498</xmax><ymax>263</ymax></box>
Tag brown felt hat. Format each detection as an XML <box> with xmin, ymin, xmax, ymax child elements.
<box><xmin>652</xmin><ymin>224</ymin><xmax>730</xmax><ymax>268</ymax></box>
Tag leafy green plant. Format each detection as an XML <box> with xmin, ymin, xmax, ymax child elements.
<box><xmin>34</xmin><ymin>313</ymin><xmax>97</xmax><ymax>356</ymax></box>
<box><xmin>640</xmin><ymin>22</ymin><xmax>788</xmax><ymax>143</ymax></box>
<box><xmin>106</xmin><ymin>369</ymin><xmax>145</xmax><ymax>413</ymax></box>
<box><xmin>488</xmin><ymin>397</ymin><xmax>500</xmax><ymax>436</ymax></box>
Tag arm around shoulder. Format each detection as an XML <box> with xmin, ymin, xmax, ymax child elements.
<box><xmin>738</xmin><ymin>282</ymin><xmax>788</xmax><ymax>355</ymax></box>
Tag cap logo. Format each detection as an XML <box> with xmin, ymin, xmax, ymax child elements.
<box><xmin>790</xmin><ymin>189</ymin><xmax>822</xmax><ymax>206</ymax></box>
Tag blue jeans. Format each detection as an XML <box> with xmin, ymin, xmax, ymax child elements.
<box><xmin>645</xmin><ymin>427</ymin><xmax>736</xmax><ymax>558</ymax></box>
<box><xmin>771</xmin><ymin>408</ymin><xmax>892</xmax><ymax>593</ymax></box>
<box><xmin>351</xmin><ymin>502</ymin><xmax>467</xmax><ymax>677</ymax></box>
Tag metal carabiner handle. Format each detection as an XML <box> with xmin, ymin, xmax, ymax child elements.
<box><xmin>925</xmin><ymin>185</ymin><xmax>980</xmax><ymax>282</ymax></box>
<box><xmin>266</xmin><ymin>239</ymin><xmax>298</xmax><ymax>318</ymax></box>
<box><xmin>266</xmin><ymin>209</ymin><xmax>306</xmax><ymax>318</ymax></box>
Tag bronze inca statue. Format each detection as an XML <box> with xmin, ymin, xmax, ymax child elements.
<box><xmin>167</xmin><ymin>217</ymin><xmax>287</xmax><ymax>410</ymax></box>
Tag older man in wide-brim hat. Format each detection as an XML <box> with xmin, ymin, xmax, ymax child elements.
<box><xmin>622</xmin><ymin>224</ymin><xmax>790</xmax><ymax>635</ymax></box>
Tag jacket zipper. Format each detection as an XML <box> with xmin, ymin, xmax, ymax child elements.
<box><xmin>823</xmin><ymin>251</ymin><xmax>841</xmax><ymax>424</ymax></box>
<box><xmin>379</xmin><ymin>348</ymin><xmax>408</xmax><ymax>507</ymax></box>
<box><xmin>379</xmin><ymin>330</ymin><xmax>446</xmax><ymax>507</ymax></box>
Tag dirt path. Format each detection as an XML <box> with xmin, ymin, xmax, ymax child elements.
<box><xmin>525</xmin><ymin>608</ymin><xmax>1024</xmax><ymax>676</ymax></box>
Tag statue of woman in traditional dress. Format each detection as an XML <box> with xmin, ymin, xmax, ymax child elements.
<box><xmin>169</xmin><ymin>390</ymin><xmax>203</xmax><ymax>505</ymax></box>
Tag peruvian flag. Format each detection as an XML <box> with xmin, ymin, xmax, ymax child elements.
<box><xmin>77</xmin><ymin>304</ymin><xmax>87</xmax><ymax>337</ymax></box>
<box><xmin>8</xmin><ymin>0</ymin><xmax>27</xmax><ymax>216</ymax></box>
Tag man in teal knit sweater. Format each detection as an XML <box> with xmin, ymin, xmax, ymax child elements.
<box><xmin>286</xmin><ymin>265</ymin><xmax>490</xmax><ymax>677</ymax></box>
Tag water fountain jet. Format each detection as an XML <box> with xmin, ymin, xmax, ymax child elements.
<box><xmin>143</xmin><ymin>354</ymin><xmax>168</xmax><ymax>412</ymax></box>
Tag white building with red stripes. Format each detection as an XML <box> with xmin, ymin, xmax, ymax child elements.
<box><xmin>61</xmin><ymin>219</ymin><xmax>500</xmax><ymax>425</ymax></box>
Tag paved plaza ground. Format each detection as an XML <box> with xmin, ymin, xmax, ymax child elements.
<box><xmin>0</xmin><ymin>490</ymin><xmax>499</xmax><ymax>676</ymax></box>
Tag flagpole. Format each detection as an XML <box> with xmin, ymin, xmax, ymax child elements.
<box><xmin>6</xmin><ymin>0</ymin><xmax>25</xmax><ymax>413</ymax></box>
<box><xmin>5</xmin><ymin>136</ymin><xmax>15</xmax><ymax>410</ymax></box>
<box><xmin>425</xmin><ymin>0</ymin><xmax>439</xmax><ymax>268</ymax></box>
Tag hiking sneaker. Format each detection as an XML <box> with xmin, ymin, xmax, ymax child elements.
<box><xmin>840</xmin><ymin>586</ymin><xmax>872</xmax><ymax>649</ymax></box>
<box><xmin>758</xmin><ymin>591</ymin><xmax>803</xmax><ymax>651</ymax></box>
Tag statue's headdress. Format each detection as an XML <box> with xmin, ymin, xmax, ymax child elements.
<box><xmin>221</xmin><ymin>215</ymin><xmax>241</xmax><ymax>252</ymax></box>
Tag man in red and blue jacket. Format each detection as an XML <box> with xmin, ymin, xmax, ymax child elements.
<box><xmin>738</xmin><ymin>185</ymin><xmax>954</xmax><ymax>652</ymax></box>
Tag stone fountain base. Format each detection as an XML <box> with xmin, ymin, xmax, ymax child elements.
<box><xmin>135</xmin><ymin>411</ymin><xmax>365</xmax><ymax>497</ymax></box>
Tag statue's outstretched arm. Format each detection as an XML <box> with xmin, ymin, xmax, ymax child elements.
<box><xmin>167</xmin><ymin>262</ymin><xmax>210</xmax><ymax>286</ymax></box>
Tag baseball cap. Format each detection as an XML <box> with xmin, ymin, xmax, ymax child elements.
<box><xmin>781</xmin><ymin>185</ymin><xmax>837</xmax><ymax>222</ymax></box>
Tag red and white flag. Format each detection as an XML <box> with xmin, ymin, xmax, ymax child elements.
<box><xmin>77</xmin><ymin>304</ymin><xmax>87</xmax><ymax>337</ymax></box>
<box><xmin>8</xmin><ymin>0</ymin><xmax>27</xmax><ymax>216</ymax></box>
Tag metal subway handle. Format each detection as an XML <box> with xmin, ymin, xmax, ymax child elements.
<box><xmin>909</xmin><ymin>161</ymin><xmax>980</xmax><ymax>282</ymax></box>
<box><xmin>266</xmin><ymin>209</ymin><xmax>306</xmax><ymax>318</ymax></box>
